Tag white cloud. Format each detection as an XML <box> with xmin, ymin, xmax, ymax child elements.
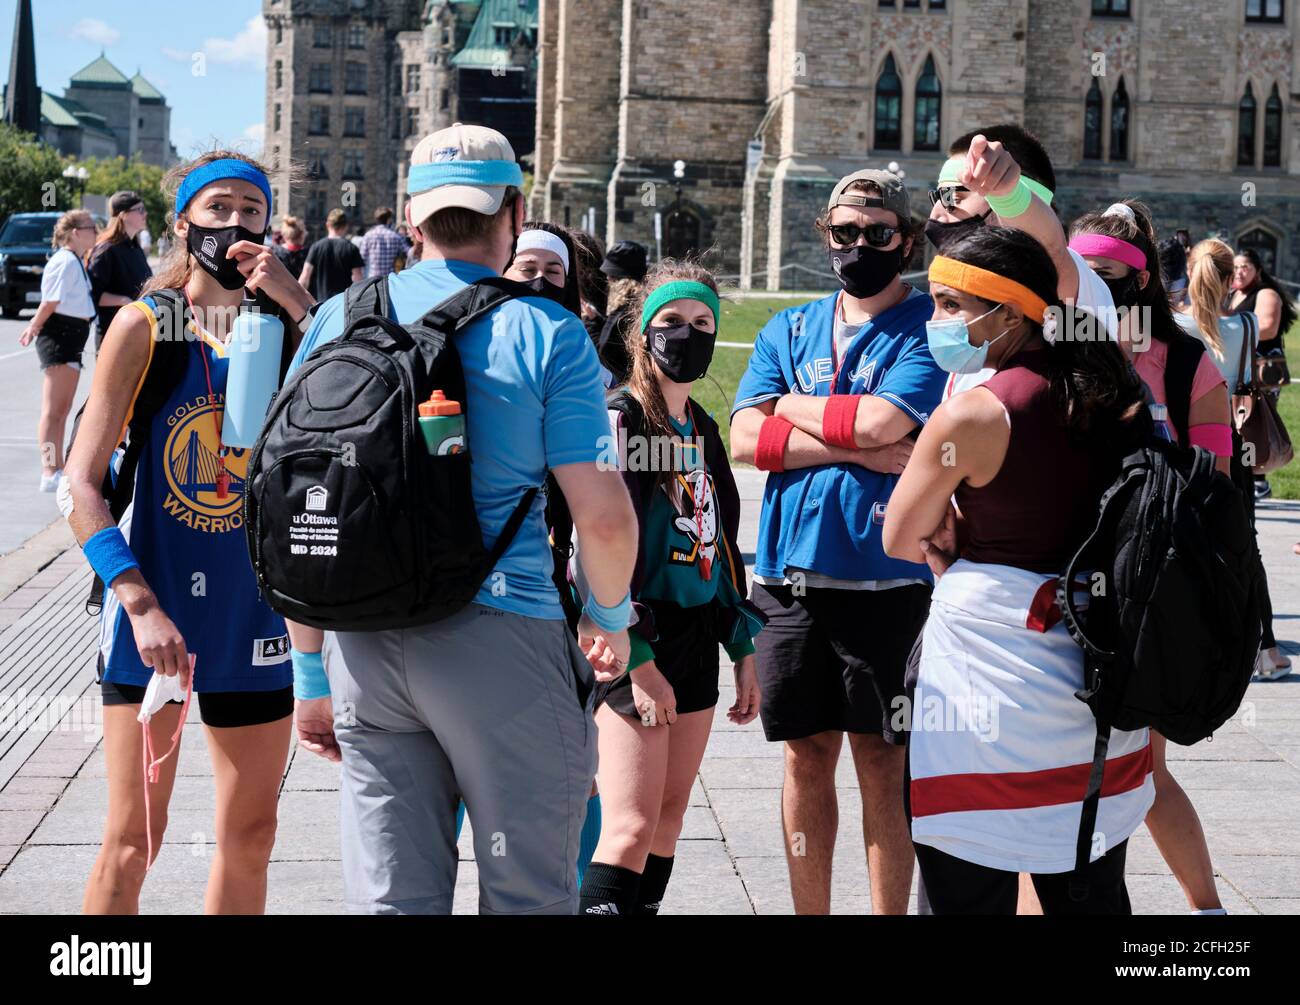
<box><xmin>161</xmin><ymin>48</ymin><xmax>191</xmax><ymax>63</ymax></box>
<box><xmin>203</xmin><ymin>16</ymin><xmax>267</xmax><ymax>65</ymax></box>
<box><xmin>70</xmin><ymin>18</ymin><xmax>121</xmax><ymax>48</ymax></box>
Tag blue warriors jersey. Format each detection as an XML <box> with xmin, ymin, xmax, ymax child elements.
<box><xmin>732</xmin><ymin>288</ymin><xmax>946</xmax><ymax>583</ymax></box>
<box><xmin>99</xmin><ymin>296</ymin><xmax>291</xmax><ymax>691</ymax></box>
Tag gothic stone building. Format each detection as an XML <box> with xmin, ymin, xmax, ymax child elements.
<box><xmin>532</xmin><ymin>0</ymin><xmax>1300</xmax><ymax>287</ymax></box>
<box><xmin>263</xmin><ymin>0</ymin><xmax>538</xmax><ymax>239</ymax></box>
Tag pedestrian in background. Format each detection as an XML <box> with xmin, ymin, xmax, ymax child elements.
<box><xmin>87</xmin><ymin>190</ymin><xmax>152</xmax><ymax>352</ymax></box>
<box><xmin>359</xmin><ymin>207</ymin><xmax>409</xmax><ymax>278</ymax></box>
<box><xmin>300</xmin><ymin>208</ymin><xmax>364</xmax><ymax>302</ymax></box>
<box><xmin>18</xmin><ymin>209</ymin><xmax>97</xmax><ymax>491</ymax></box>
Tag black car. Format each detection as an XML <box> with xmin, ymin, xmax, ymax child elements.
<box><xmin>0</xmin><ymin>211</ymin><xmax>106</xmax><ymax>319</ymax></box>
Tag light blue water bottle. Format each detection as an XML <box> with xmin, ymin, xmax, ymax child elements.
<box><xmin>222</xmin><ymin>294</ymin><xmax>285</xmax><ymax>448</ymax></box>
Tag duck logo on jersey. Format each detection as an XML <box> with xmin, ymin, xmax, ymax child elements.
<box><xmin>669</xmin><ymin>467</ymin><xmax>719</xmax><ymax>575</ymax></box>
<box><xmin>161</xmin><ymin>393</ymin><xmax>248</xmax><ymax>533</ymax></box>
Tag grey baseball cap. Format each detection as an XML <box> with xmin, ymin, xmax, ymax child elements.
<box><xmin>827</xmin><ymin>169</ymin><xmax>910</xmax><ymax>221</ymax></box>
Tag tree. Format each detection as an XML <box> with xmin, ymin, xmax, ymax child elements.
<box><xmin>78</xmin><ymin>155</ymin><xmax>168</xmax><ymax>240</ymax></box>
<box><xmin>0</xmin><ymin>123</ymin><xmax>72</xmax><ymax>224</ymax></box>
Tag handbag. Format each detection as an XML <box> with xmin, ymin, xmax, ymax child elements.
<box><xmin>1233</xmin><ymin>312</ymin><xmax>1294</xmax><ymax>474</ymax></box>
<box><xmin>1254</xmin><ymin>348</ymin><xmax>1291</xmax><ymax>389</ymax></box>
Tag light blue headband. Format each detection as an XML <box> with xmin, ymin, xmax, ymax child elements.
<box><xmin>175</xmin><ymin>158</ymin><xmax>273</xmax><ymax>216</ymax></box>
<box><xmin>406</xmin><ymin>160</ymin><xmax>524</xmax><ymax>195</ymax></box>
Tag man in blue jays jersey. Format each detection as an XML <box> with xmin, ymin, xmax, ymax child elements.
<box><xmin>730</xmin><ymin>169</ymin><xmax>945</xmax><ymax>915</ymax></box>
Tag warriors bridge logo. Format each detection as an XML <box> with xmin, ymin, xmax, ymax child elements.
<box><xmin>161</xmin><ymin>394</ymin><xmax>248</xmax><ymax>533</ymax></box>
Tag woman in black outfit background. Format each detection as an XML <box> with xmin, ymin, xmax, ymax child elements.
<box><xmin>87</xmin><ymin>190</ymin><xmax>153</xmax><ymax>351</ymax></box>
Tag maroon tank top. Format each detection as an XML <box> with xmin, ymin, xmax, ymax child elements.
<box><xmin>954</xmin><ymin>349</ymin><xmax>1114</xmax><ymax>575</ymax></box>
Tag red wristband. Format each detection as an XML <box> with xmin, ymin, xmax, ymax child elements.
<box><xmin>822</xmin><ymin>394</ymin><xmax>861</xmax><ymax>449</ymax></box>
<box><xmin>755</xmin><ymin>415</ymin><xmax>795</xmax><ymax>472</ymax></box>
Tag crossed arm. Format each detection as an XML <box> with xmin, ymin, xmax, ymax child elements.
<box><xmin>730</xmin><ymin>393</ymin><xmax>917</xmax><ymax>475</ymax></box>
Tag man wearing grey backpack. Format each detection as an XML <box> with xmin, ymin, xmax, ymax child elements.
<box><xmin>284</xmin><ymin>124</ymin><xmax>637</xmax><ymax>915</ymax></box>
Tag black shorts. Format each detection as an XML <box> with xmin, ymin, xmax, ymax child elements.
<box><xmin>913</xmin><ymin>839</ymin><xmax>1132</xmax><ymax>916</ymax></box>
<box><xmin>100</xmin><ymin>679</ymin><xmax>293</xmax><ymax>728</ymax></box>
<box><xmin>751</xmin><ymin>581</ymin><xmax>931</xmax><ymax>745</ymax></box>
<box><xmin>596</xmin><ymin>599</ymin><xmax>721</xmax><ymax>718</ymax></box>
<box><xmin>36</xmin><ymin>314</ymin><xmax>91</xmax><ymax>369</ymax></box>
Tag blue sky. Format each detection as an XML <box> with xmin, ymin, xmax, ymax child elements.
<box><xmin>0</xmin><ymin>0</ymin><xmax>266</xmax><ymax>156</ymax></box>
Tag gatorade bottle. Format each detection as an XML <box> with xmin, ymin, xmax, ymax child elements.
<box><xmin>419</xmin><ymin>390</ymin><xmax>466</xmax><ymax>455</ymax></box>
<box><xmin>222</xmin><ymin>293</ymin><xmax>285</xmax><ymax>448</ymax></box>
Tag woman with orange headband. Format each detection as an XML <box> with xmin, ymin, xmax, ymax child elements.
<box><xmin>883</xmin><ymin>225</ymin><xmax>1150</xmax><ymax>915</ymax></box>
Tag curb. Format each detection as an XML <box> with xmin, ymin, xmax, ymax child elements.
<box><xmin>0</xmin><ymin>520</ymin><xmax>75</xmax><ymax>603</ymax></box>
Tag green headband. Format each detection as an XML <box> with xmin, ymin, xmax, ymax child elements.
<box><xmin>936</xmin><ymin>155</ymin><xmax>1054</xmax><ymax>206</ymax></box>
<box><xmin>640</xmin><ymin>280</ymin><xmax>721</xmax><ymax>332</ymax></box>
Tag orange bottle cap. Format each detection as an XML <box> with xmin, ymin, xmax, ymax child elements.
<box><xmin>419</xmin><ymin>390</ymin><xmax>462</xmax><ymax>416</ymax></box>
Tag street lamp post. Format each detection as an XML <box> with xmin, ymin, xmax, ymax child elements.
<box><xmin>669</xmin><ymin>159</ymin><xmax>686</xmax><ymax>257</ymax></box>
<box><xmin>62</xmin><ymin>164</ymin><xmax>88</xmax><ymax>208</ymax></box>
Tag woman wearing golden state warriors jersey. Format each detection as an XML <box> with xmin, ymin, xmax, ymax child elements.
<box><xmin>62</xmin><ymin>152</ymin><xmax>317</xmax><ymax>914</ymax></box>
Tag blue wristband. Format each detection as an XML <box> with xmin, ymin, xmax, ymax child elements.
<box><xmin>584</xmin><ymin>591</ymin><xmax>632</xmax><ymax>634</ymax></box>
<box><xmin>82</xmin><ymin>527</ymin><xmax>139</xmax><ymax>586</ymax></box>
<box><xmin>291</xmin><ymin>648</ymin><xmax>330</xmax><ymax>700</ymax></box>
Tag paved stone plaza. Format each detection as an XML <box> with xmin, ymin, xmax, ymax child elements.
<box><xmin>1</xmin><ymin>470</ymin><xmax>1298</xmax><ymax>915</ymax></box>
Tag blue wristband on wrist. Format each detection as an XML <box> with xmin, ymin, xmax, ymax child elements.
<box><xmin>82</xmin><ymin>527</ymin><xmax>139</xmax><ymax>586</ymax></box>
<box><xmin>291</xmin><ymin>648</ymin><xmax>330</xmax><ymax>700</ymax></box>
<box><xmin>584</xmin><ymin>591</ymin><xmax>631</xmax><ymax>634</ymax></box>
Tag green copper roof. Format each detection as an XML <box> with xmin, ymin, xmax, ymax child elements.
<box><xmin>451</xmin><ymin>0</ymin><xmax>536</xmax><ymax>68</ymax></box>
<box><xmin>40</xmin><ymin>90</ymin><xmax>79</xmax><ymax>127</ymax></box>
<box><xmin>131</xmin><ymin>72</ymin><xmax>164</xmax><ymax>101</ymax></box>
<box><xmin>69</xmin><ymin>52</ymin><xmax>130</xmax><ymax>88</ymax></box>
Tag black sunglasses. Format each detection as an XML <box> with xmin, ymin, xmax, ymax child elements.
<box><xmin>827</xmin><ymin>222</ymin><xmax>899</xmax><ymax>249</ymax></box>
<box><xmin>928</xmin><ymin>185</ymin><xmax>969</xmax><ymax>210</ymax></box>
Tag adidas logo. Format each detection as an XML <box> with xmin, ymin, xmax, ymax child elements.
<box><xmin>583</xmin><ymin>901</ymin><xmax>620</xmax><ymax>915</ymax></box>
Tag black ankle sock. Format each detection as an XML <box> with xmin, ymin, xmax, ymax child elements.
<box><xmin>578</xmin><ymin>862</ymin><xmax>641</xmax><ymax>916</ymax></box>
<box><xmin>634</xmin><ymin>853</ymin><xmax>675</xmax><ymax>915</ymax></box>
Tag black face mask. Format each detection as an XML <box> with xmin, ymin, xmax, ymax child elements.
<box><xmin>645</xmin><ymin>323</ymin><xmax>716</xmax><ymax>384</ymax></box>
<box><xmin>1102</xmin><ymin>272</ymin><xmax>1141</xmax><ymax>308</ymax></box>
<box><xmin>827</xmin><ymin>243</ymin><xmax>903</xmax><ymax>299</ymax></box>
<box><xmin>923</xmin><ymin>209</ymin><xmax>993</xmax><ymax>253</ymax></box>
<box><xmin>521</xmin><ymin>275</ymin><xmax>564</xmax><ymax>302</ymax></box>
<box><xmin>187</xmin><ymin>221</ymin><xmax>262</xmax><ymax>291</ymax></box>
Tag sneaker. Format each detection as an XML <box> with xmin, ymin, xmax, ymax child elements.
<box><xmin>1266</xmin><ymin>646</ymin><xmax>1293</xmax><ymax>672</ymax></box>
<box><xmin>1255</xmin><ymin>479</ymin><xmax>1273</xmax><ymax>501</ymax></box>
<box><xmin>38</xmin><ymin>469</ymin><xmax>61</xmax><ymax>493</ymax></box>
<box><xmin>1254</xmin><ymin>648</ymin><xmax>1292</xmax><ymax>681</ymax></box>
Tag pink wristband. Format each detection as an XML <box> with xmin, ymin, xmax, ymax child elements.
<box><xmin>822</xmin><ymin>395</ymin><xmax>861</xmax><ymax>449</ymax></box>
<box><xmin>755</xmin><ymin>416</ymin><xmax>795</xmax><ymax>472</ymax></box>
<box><xmin>1189</xmin><ymin>422</ymin><xmax>1232</xmax><ymax>458</ymax></box>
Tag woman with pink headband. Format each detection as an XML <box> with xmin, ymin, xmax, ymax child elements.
<box><xmin>1069</xmin><ymin>200</ymin><xmax>1232</xmax><ymax>916</ymax></box>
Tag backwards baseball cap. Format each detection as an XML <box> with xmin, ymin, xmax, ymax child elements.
<box><xmin>406</xmin><ymin>123</ymin><xmax>524</xmax><ymax>227</ymax></box>
<box><xmin>110</xmin><ymin>190</ymin><xmax>144</xmax><ymax>215</ymax></box>
<box><xmin>827</xmin><ymin>169</ymin><xmax>910</xmax><ymax>222</ymax></box>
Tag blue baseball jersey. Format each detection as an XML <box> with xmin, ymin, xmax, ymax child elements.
<box><xmin>100</xmin><ymin>297</ymin><xmax>291</xmax><ymax>691</ymax></box>
<box><xmin>732</xmin><ymin>287</ymin><xmax>946</xmax><ymax>583</ymax></box>
<box><xmin>288</xmin><ymin>258</ymin><xmax>610</xmax><ymax>621</ymax></box>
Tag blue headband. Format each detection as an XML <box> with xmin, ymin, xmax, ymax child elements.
<box><xmin>175</xmin><ymin>159</ymin><xmax>273</xmax><ymax>216</ymax></box>
<box><xmin>406</xmin><ymin>160</ymin><xmax>524</xmax><ymax>195</ymax></box>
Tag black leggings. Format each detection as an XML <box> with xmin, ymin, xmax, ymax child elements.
<box><xmin>913</xmin><ymin>840</ymin><xmax>1132</xmax><ymax>916</ymax></box>
<box><xmin>1233</xmin><ymin>443</ymin><xmax>1276</xmax><ymax>649</ymax></box>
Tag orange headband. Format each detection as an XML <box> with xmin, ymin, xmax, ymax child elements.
<box><xmin>928</xmin><ymin>256</ymin><xmax>1050</xmax><ymax>323</ymax></box>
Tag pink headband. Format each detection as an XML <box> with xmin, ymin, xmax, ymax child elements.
<box><xmin>1069</xmin><ymin>233</ymin><xmax>1148</xmax><ymax>272</ymax></box>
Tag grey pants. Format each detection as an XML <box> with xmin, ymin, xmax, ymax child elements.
<box><xmin>323</xmin><ymin>603</ymin><xmax>597</xmax><ymax>914</ymax></box>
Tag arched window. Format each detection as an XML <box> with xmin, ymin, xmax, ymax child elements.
<box><xmin>1239</xmin><ymin>82</ymin><xmax>1257</xmax><ymax>167</ymax></box>
<box><xmin>914</xmin><ymin>55</ymin><xmax>941</xmax><ymax>151</ymax></box>
<box><xmin>1109</xmin><ymin>76</ymin><xmax>1129</xmax><ymax>161</ymax></box>
<box><xmin>1084</xmin><ymin>77</ymin><xmax>1103</xmax><ymax>160</ymax></box>
<box><xmin>1237</xmin><ymin>226</ymin><xmax>1279</xmax><ymax>274</ymax></box>
<box><xmin>874</xmin><ymin>54</ymin><xmax>902</xmax><ymax>150</ymax></box>
<box><xmin>666</xmin><ymin>208</ymin><xmax>701</xmax><ymax>259</ymax></box>
<box><xmin>1264</xmin><ymin>83</ymin><xmax>1283</xmax><ymax>167</ymax></box>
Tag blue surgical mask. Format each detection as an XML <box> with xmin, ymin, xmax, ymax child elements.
<box><xmin>925</xmin><ymin>303</ymin><xmax>1009</xmax><ymax>374</ymax></box>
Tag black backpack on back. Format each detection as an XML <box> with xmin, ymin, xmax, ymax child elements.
<box><xmin>244</xmin><ymin>275</ymin><xmax>539</xmax><ymax>631</ymax></box>
<box><xmin>1057</xmin><ymin>424</ymin><xmax>1262</xmax><ymax>870</ymax></box>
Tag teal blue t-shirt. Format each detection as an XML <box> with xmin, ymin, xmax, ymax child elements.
<box><xmin>288</xmin><ymin>258</ymin><xmax>609</xmax><ymax>620</ymax></box>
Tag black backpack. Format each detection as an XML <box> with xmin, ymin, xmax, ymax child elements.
<box><xmin>1057</xmin><ymin>428</ymin><xmax>1262</xmax><ymax>871</ymax></box>
<box><xmin>244</xmin><ymin>275</ymin><xmax>539</xmax><ymax>631</ymax></box>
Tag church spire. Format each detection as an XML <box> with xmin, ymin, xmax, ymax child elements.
<box><xmin>4</xmin><ymin>0</ymin><xmax>40</xmax><ymax>134</ymax></box>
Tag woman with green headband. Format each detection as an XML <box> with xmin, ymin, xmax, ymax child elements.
<box><xmin>576</xmin><ymin>260</ymin><xmax>764</xmax><ymax>917</ymax></box>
